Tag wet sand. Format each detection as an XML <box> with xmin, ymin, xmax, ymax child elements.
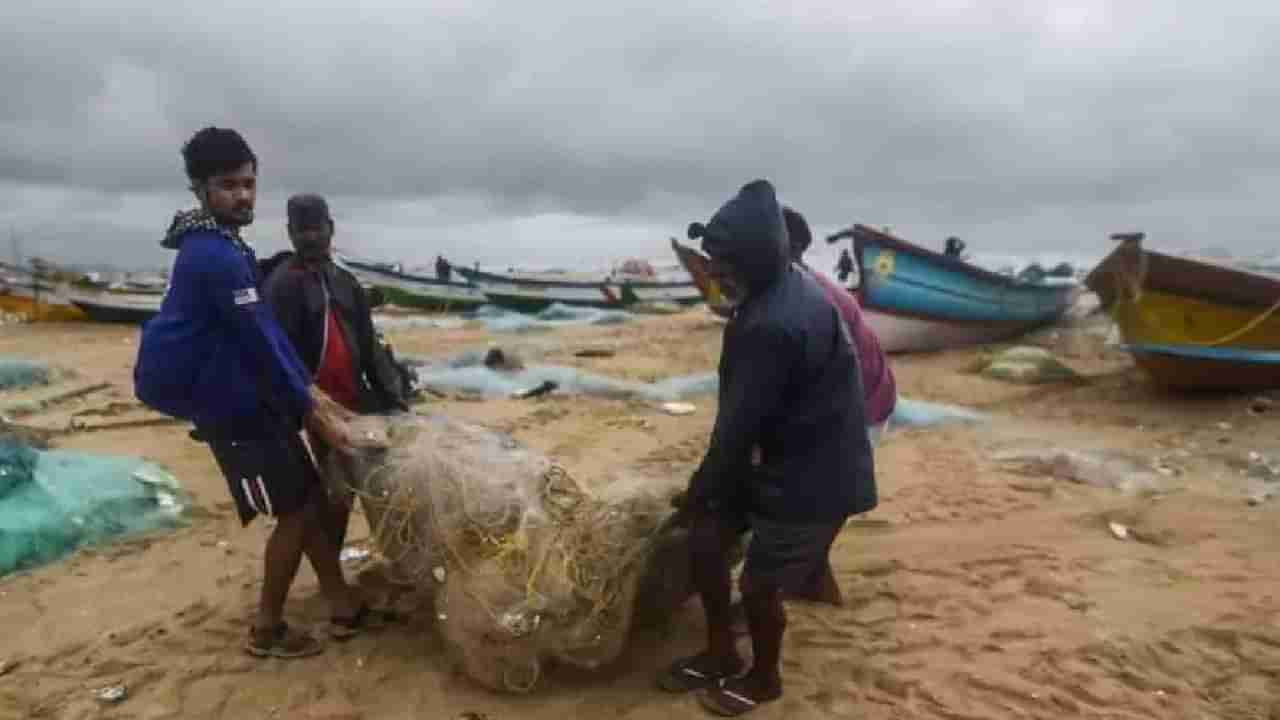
<box><xmin>1</xmin><ymin>311</ymin><xmax>1278</xmax><ymax>719</ymax></box>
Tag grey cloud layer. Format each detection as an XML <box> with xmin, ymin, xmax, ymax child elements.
<box><xmin>3</xmin><ymin>1</ymin><xmax>1278</xmax><ymax>266</ymax></box>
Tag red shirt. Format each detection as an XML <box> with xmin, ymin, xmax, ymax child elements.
<box><xmin>809</xmin><ymin>270</ymin><xmax>897</xmax><ymax>424</ymax></box>
<box><xmin>314</xmin><ymin>307</ymin><xmax>360</xmax><ymax>411</ymax></box>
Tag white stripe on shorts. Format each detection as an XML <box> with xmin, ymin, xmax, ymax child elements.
<box><xmin>256</xmin><ymin>477</ymin><xmax>274</xmax><ymax>516</ymax></box>
<box><xmin>240</xmin><ymin>478</ymin><xmax>259</xmax><ymax>513</ymax></box>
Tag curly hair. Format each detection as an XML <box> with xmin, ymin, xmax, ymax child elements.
<box><xmin>181</xmin><ymin>127</ymin><xmax>258</xmax><ymax>183</ymax></box>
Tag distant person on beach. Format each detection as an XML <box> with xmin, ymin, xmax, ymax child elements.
<box><xmin>659</xmin><ymin>180</ymin><xmax>876</xmax><ymax>716</ymax></box>
<box><xmin>836</xmin><ymin>248</ymin><xmax>855</xmax><ymax>283</ymax></box>
<box><xmin>264</xmin><ymin>194</ymin><xmax>411</xmax><ymax>551</ymax></box>
<box><xmin>435</xmin><ymin>255</ymin><xmax>452</xmax><ymax>282</ymax></box>
<box><xmin>134</xmin><ymin>128</ymin><xmax>391</xmax><ymax>659</ymax></box>
<box><xmin>944</xmin><ymin>236</ymin><xmax>967</xmax><ymax>258</ymax></box>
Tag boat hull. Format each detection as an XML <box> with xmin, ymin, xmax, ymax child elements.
<box><xmin>342</xmin><ymin>259</ymin><xmax>487</xmax><ymax>312</ymax></box>
<box><xmin>68</xmin><ymin>292</ymin><xmax>162</xmax><ymax>325</ymax></box>
<box><xmin>1127</xmin><ymin>345</ymin><xmax>1280</xmax><ymax>391</ymax></box>
<box><xmin>0</xmin><ymin>291</ymin><xmax>86</xmax><ymax>321</ymax></box>
<box><xmin>863</xmin><ymin>307</ymin><xmax>1052</xmax><ymax>353</ymax></box>
<box><xmin>852</xmin><ymin>226</ymin><xmax>1076</xmax><ymax>352</ymax></box>
<box><xmin>457</xmin><ymin>266</ymin><xmax>700</xmax><ymax>312</ymax></box>
<box><xmin>1086</xmin><ymin>235</ymin><xmax>1280</xmax><ymax>390</ymax></box>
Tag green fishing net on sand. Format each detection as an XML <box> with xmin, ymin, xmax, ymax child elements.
<box><xmin>0</xmin><ymin>357</ymin><xmax>51</xmax><ymax>392</ymax></box>
<box><xmin>0</xmin><ymin>437</ymin><xmax>188</xmax><ymax>576</ymax></box>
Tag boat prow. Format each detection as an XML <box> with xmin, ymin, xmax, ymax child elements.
<box><xmin>837</xmin><ymin>224</ymin><xmax>1077</xmax><ymax>353</ymax></box>
<box><xmin>669</xmin><ymin>238</ymin><xmax>734</xmax><ymax>318</ymax></box>
<box><xmin>1086</xmin><ymin>232</ymin><xmax>1280</xmax><ymax>390</ymax></box>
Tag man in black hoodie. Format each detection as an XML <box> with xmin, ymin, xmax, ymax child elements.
<box><xmin>658</xmin><ymin>180</ymin><xmax>877</xmax><ymax>716</ymax></box>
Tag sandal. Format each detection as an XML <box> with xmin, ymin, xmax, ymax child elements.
<box><xmin>245</xmin><ymin>622</ymin><xmax>323</xmax><ymax>659</ymax></box>
<box><xmin>697</xmin><ymin>678</ymin><xmax>781</xmax><ymax>717</ymax></box>
<box><xmin>329</xmin><ymin>603</ymin><xmax>405</xmax><ymax>641</ymax></box>
<box><xmin>657</xmin><ymin>655</ymin><xmax>744</xmax><ymax>693</ymax></box>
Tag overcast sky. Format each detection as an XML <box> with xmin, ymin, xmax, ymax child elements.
<box><xmin>2</xmin><ymin>1</ymin><xmax>1278</xmax><ymax>270</ymax></box>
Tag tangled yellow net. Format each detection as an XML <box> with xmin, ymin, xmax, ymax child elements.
<box><xmin>331</xmin><ymin>412</ymin><xmax>688</xmax><ymax>692</ymax></box>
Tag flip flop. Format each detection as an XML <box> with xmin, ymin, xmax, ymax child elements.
<box><xmin>657</xmin><ymin>655</ymin><xmax>744</xmax><ymax>693</ymax></box>
<box><xmin>697</xmin><ymin>680</ymin><xmax>780</xmax><ymax>717</ymax></box>
<box><xmin>329</xmin><ymin>603</ymin><xmax>405</xmax><ymax>641</ymax></box>
<box><xmin>245</xmin><ymin>622</ymin><xmax>324</xmax><ymax>659</ymax></box>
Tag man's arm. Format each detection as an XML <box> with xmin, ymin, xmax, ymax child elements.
<box><xmin>347</xmin><ymin>273</ymin><xmax>408</xmax><ymax>412</ymax></box>
<box><xmin>687</xmin><ymin>324</ymin><xmax>794</xmax><ymax>507</ymax></box>
<box><xmin>203</xmin><ymin>243</ymin><xmax>314</xmax><ymax>424</ymax></box>
<box><xmin>262</xmin><ymin>267</ymin><xmax>309</xmax><ymax>370</ymax></box>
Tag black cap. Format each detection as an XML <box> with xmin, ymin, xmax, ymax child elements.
<box><xmin>287</xmin><ymin>194</ymin><xmax>331</xmax><ymax>228</ymax></box>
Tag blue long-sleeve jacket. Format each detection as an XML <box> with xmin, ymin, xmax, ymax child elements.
<box><xmin>134</xmin><ymin>229</ymin><xmax>314</xmax><ymax>435</ymax></box>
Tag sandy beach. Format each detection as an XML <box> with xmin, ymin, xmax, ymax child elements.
<box><xmin>1</xmin><ymin>310</ymin><xmax>1278</xmax><ymax>720</ymax></box>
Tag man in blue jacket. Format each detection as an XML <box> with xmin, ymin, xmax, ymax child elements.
<box><xmin>658</xmin><ymin>180</ymin><xmax>877</xmax><ymax>716</ymax></box>
<box><xmin>135</xmin><ymin>127</ymin><xmax>382</xmax><ymax>658</ymax></box>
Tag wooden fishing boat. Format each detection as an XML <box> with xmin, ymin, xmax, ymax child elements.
<box><xmin>829</xmin><ymin>225</ymin><xmax>1077</xmax><ymax>353</ymax></box>
<box><xmin>339</xmin><ymin>257</ymin><xmax>486</xmax><ymax>312</ymax></box>
<box><xmin>1085</xmin><ymin>232</ymin><xmax>1280</xmax><ymax>390</ymax></box>
<box><xmin>670</xmin><ymin>239</ymin><xmax>734</xmax><ymax>318</ymax></box>
<box><xmin>0</xmin><ymin>271</ymin><xmax>86</xmax><ymax>322</ymax></box>
<box><xmin>455</xmin><ymin>264</ymin><xmax>701</xmax><ymax>312</ymax></box>
<box><xmin>66</xmin><ymin>288</ymin><xmax>163</xmax><ymax>325</ymax></box>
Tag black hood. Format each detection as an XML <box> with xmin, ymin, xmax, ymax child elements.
<box><xmin>688</xmin><ymin>179</ymin><xmax>790</xmax><ymax>297</ymax></box>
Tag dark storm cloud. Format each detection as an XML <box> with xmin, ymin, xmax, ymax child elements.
<box><xmin>2</xmin><ymin>0</ymin><xmax>1279</xmax><ymax>267</ymax></box>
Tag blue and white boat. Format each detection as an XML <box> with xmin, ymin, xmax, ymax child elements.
<box><xmin>830</xmin><ymin>225</ymin><xmax>1077</xmax><ymax>353</ymax></box>
<box><xmin>454</xmin><ymin>265</ymin><xmax>702</xmax><ymax>312</ymax></box>
<box><xmin>338</xmin><ymin>255</ymin><xmax>487</xmax><ymax>312</ymax></box>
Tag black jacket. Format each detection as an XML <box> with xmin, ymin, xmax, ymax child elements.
<box><xmin>264</xmin><ymin>253</ymin><xmax>408</xmax><ymax>414</ymax></box>
<box><xmin>689</xmin><ymin>180</ymin><xmax>877</xmax><ymax>523</ymax></box>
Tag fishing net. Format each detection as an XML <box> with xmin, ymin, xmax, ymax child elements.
<box><xmin>472</xmin><ymin>303</ymin><xmax>631</xmax><ymax>333</ymax></box>
<box><xmin>409</xmin><ymin>358</ymin><xmax>718</xmax><ymax>402</ymax></box>
<box><xmin>977</xmin><ymin>346</ymin><xmax>1083</xmax><ymax>385</ymax></box>
<box><xmin>0</xmin><ymin>434</ymin><xmax>188</xmax><ymax>576</ymax></box>
<box><xmin>337</xmin><ymin>412</ymin><xmax>696</xmax><ymax>692</ymax></box>
<box><xmin>0</xmin><ymin>357</ymin><xmax>51</xmax><ymax>392</ymax></box>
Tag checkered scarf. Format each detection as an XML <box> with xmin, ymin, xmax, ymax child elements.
<box><xmin>161</xmin><ymin>209</ymin><xmax>246</xmax><ymax>250</ymax></box>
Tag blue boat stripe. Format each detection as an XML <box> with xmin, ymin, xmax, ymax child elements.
<box><xmin>1122</xmin><ymin>343</ymin><xmax>1280</xmax><ymax>364</ymax></box>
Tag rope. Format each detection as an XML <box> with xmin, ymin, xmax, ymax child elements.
<box><xmin>1117</xmin><ymin>291</ymin><xmax>1280</xmax><ymax>347</ymax></box>
<box><xmin>1112</xmin><ymin>248</ymin><xmax>1280</xmax><ymax>347</ymax></box>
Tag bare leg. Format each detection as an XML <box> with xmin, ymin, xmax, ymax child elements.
<box><xmin>312</xmin><ymin>439</ymin><xmax>354</xmax><ymax>550</ymax></box>
<box><xmin>255</xmin><ymin>506</ymin><xmax>308</xmax><ymax>631</ymax></box>
<box><xmin>739</xmin><ymin>576</ymin><xmax>786</xmax><ymax>700</ymax></box>
<box><xmin>324</xmin><ymin>487</ymin><xmax>354</xmax><ymax>550</ymax></box>
<box><xmin>298</xmin><ymin>498</ymin><xmax>360</xmax><ymax>620</ymax></box>
<box><xmin>688</xmin><ymin>510</ymin><xmax>746</xmax><ymax>674</ymax></box>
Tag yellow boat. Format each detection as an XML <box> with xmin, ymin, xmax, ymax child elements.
<box><xmin>670</xmin><ymin>238</ymin><xmax>733</xmax><ymax>318</ymax></box>
<box><xmin>0</xmin><ymin>279</ymin><xmax>86</xmax><ymax>322</ymax></box>
<box><xmin>1086</xmin><ymin>232</ymin><xmax>1280</xmax><ymax>390</ymax></box>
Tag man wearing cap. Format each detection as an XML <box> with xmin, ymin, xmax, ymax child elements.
<box><xmin>658</xmin><ymin>180</ymin><xmax>876</xmax><ymax>715</ymax></box>
<box><xmin>264</xmin><ymin>194</ymin><xmax>410</xmax><ymax>552</ymax></box>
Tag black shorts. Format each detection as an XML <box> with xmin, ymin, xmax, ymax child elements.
<box><xmin>741</xmin><ymin>514</ymin><xmax>844</xmax><ymax>592</ymax></box>
<box><xmin>701</xmin><ymin>492</ymin><xmax>845</xmax><ymax>593</ymax></box>
<box><xmin>206</xmin><ymin>421</ymin><xmax>321</xmax><ymax>526</ymax></box>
